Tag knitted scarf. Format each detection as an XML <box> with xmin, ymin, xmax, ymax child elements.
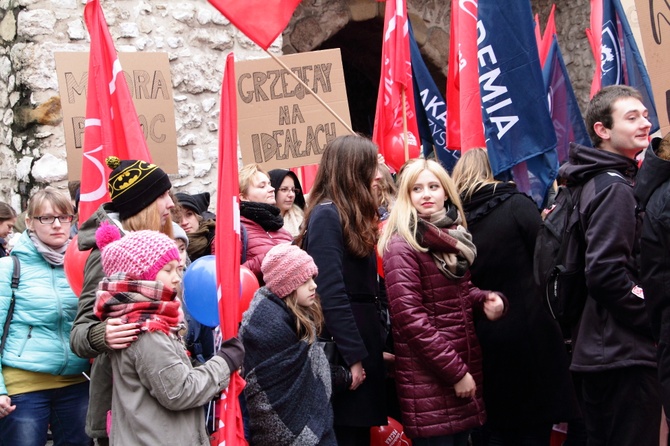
<box><xmin>417</xmin><ymin>204</ymin><xmax>477</xmax><ymax>279</ymax></box>
<box><xmin>29</xmin><ymin>231</ymin><xmax>69</xmax><ymax>266</ymax></box>
<box><xmin>94</xmin><ymin>273</ymin><xmax>183</xmax><ymax>335</ymax></box>
<box><xmin>186</xmin><ymin>219</ymin><xmax>216</xmax><ymax>260</ymax></box>
<box><xmin>239</xmin><ymin>287</ymin><xmax>336</xmax><ymax>446</ymax></box>
<box><xmin>240</xmin><ymin>201</ymin><xmax>284</xmax><ymax>232</ymax></box>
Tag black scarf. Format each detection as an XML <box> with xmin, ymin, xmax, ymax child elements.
<box><xmin>240</xmin><ymin>201</ymin><xmax>285</xmax><ymax>232</ymax></box>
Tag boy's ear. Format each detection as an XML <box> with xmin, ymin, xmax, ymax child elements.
<box><xmin>593</xmin><ymin>122</ymin><xmax>611</xmax><ymax>142</ymax></box>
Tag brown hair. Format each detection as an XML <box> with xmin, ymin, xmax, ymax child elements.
<box><xmin>26</xmin><ymin>187</ymin><xmax>73</xmax><ymax>219</ymax></box>
<box><xmin>296</xmin><ymin>134</ymin><xmax>379</xmax><ymax>257</ymax></box>
<box><xmin>586</xmin><ymin>85</ymin><xmax>643</xmax><ymax>148</ymax></box>
<box><xmin>0</xmin><ymin>202</ymin><xmax>17</xmax><ymax>222</ymax></box>
<box><xmin>376</xmin><ymin>163</ymin><xmax>397</xmax><ymax>210</ymax></box>
<box><xmin>284</xmin><ymin>292</ymin><xmax>324</xmax><ymax>343</ymax></box>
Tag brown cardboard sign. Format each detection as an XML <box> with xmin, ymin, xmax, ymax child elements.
<box><xmin>633</xmin><ymin>0</ymin><xmax>670</xmax><ymax>135</ymax></box>
<box><xmin>54</xmin><ymin>52</ymin><xmax>178</xmax><ymax>178</ymax></box>
<box><xmin>235</xmin><ymin>49</ymin><xmax>352</xmax><ymax>170</ymax></box>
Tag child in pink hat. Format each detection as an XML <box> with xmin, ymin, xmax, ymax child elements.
<box><xmin>94</xmin><ymin>223</ymin><xmax>244</xmax><ymax>446</ymax></box>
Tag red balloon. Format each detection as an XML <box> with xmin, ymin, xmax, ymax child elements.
<box><xmin>370</xmin><ymin>417</ymin><xmax>412</xmax><ymax>446</ymax></box>
<box><xmin>238</xmin><ymin>265</ymin><xmax>259</xmax><ymax>321</ymax></box>
<box><xmin>64</xmin><ymin>234</ymin><xmax>91</xmax><ymax>297</ymax></box>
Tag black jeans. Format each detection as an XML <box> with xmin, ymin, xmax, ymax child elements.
<box><xmin>580</xmin><ymin>366</ymin><xmax>661</xmax><ymax>446</ymax></box>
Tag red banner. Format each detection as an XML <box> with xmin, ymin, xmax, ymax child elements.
<box><xmin>445</xmin><ymin>0</ymin><xmax>485</xmax><ymax>152</ymax></box>
<box><xmin>211</xmin><ymin>52</ymin><xmax>247</xmax><ymax>446</ymax></box>
<box><xmin>372</xmin><ymin>0</ymin><xmax>420</xmax><ymax>172</ymax></box>
<box><xmin>80</xmin><ymin>0</ymin><xmax>152</xmax><ymax>221</ymax></box>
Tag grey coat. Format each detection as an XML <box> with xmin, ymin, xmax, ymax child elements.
<box><xmin>109</xmin><ymin>330</ymin><xmax>231</xmax><ymax>445</ymax></box>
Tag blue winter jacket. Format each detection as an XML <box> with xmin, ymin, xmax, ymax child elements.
<box><xmin>0</xmin><ymin>231</ymin><xmax>89</xmax><ymax>395</ymax></box>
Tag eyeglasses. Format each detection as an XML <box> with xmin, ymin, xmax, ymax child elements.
<box><xmin>278</xmin><ymin>187</ymin><xmax>300</xmax><ymax>194</ymax></box>
<box><xmin>33</xmin><ymin>215</ymin><xmax>75</xmax><ymax>225</ymax></box>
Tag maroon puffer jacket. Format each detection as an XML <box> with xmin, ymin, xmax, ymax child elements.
<box><xmin>383</xmin><ymin>234</ymin><xmax>488</xmax><ymax>438</ymax></box>
<box><xmin>241</xmin><ymin>216</ymin><xmax>292</xmax><ymax>283</ymax></box>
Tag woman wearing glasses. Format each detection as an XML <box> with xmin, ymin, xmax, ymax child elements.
<box><xmin>268</xmin><ymin>169</ymin><xmax>306</xmax><ymax>238</ymax></box>
<box><xmin>0</xmin><ymin>187</ymin><xmax>91</xmax><ymax>445</ymax></box>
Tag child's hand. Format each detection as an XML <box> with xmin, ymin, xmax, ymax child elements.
<box><xmin>483</xmin><ymin>292</ymin><xmax>505</xmax><ymax>321</ymax></box>
<box><xmin>105</xmin><ymin>318</ymin><xmax>141</xmax><ymax>349</ymax></box>
<box><xmin>454</xmin><ymin>372</ymin><xmax>476</xmax><ymax>398</ymax></box>
<box><xmin>217</xmin><ymin>337</ymin><xmax>245</xmax><ymax>372</ymax></box>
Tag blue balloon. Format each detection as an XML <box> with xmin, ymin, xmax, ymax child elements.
<box><xmin>183</xmin><ymin>255</ymin><xmax>219</xmax><ymax>327</ymax></box>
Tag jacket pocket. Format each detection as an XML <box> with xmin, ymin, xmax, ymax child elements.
<box><xmin>17</xmin><ymin>326</ymin><xmax>33</xmax><ymax>357</ymax></box>
<box><xmin>158</xmin><ymin>362</ymin><xmax>190</xmax><ymax>400</ymax></box>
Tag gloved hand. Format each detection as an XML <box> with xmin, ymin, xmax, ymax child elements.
<box><xmin>216</xmin><ymin>337</ymin><xmax>245</xmax><ymax>372</ymax></box>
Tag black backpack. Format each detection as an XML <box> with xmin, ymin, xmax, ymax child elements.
<box><xmin>534</xmin><ymin>171</ymin><xmax>627</xmax><ymax>334</ymax></box>
<box><xmin>533</xmin><ymin>182</ymin><xmax>588</xmax><ymax>335</ymax></box>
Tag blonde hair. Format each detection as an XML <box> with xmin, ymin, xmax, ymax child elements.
<box><xmin>239</xmin><ymin>164</ymin><xmax>270</xmax><ymax>198</ymax></box>
<box><xmin>26</xmin><ymin>187</ymin><xmax>74</xmax><ymax>219</ymax></box>
<box><xmin>378</xmin><ymin>159</ymin><xmax>466</xmax><ymax>255</ymax></box>
<box><xmin>451</xmin><ymin>148</ymin><xmax>500</xmax><ymax>200</ymax></box>
<box><xmin>123</xmin><ymin>199</ymin><xmax>173</xmax><ymax>238</ymax></box>
<box><xmin>284</xmin><ymin>291</ymin><xmax>324</xmax><ymax>344</ymax></box>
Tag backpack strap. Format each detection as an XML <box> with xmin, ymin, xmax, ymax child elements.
<box><xmin>0</xmin><ymin>255</ymin><xmax>20</xmax><ymax>355</ymax></box>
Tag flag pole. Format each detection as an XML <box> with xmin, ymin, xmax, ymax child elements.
<box><xmin>401</xmin><ymin>88</ymin><xmax>409</xmax><ymax>161</ymax></box>
<box><xmin>266</xmin><ymin>51</ymin><xmax>355</xmax><ymax>135</ymax></box>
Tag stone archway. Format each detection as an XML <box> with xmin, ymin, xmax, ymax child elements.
<box><xmin>282</xmin><ymin>0</ymin><xmax>448</xmax><ymax>136</ymax></box>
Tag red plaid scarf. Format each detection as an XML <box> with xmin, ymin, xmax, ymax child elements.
<box><xmin>95</xmin><ymin>273</ymin><xmax>183</xmax><ymax>335</ymax></box>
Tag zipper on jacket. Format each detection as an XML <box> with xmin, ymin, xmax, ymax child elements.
<box><xmin>17</xmin><ymin>326</ymin><xmax>33</xmax><ymax>357</ymax></box>
<box><xmin>53</xmin><ymin>265</ymin><xmax>70</xmax><ymax>374</ymax></box>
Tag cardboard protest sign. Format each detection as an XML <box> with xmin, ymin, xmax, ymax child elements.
<box><xmin>633</xmin><ymin>0</ymin><xmax>670</xmax><ymax>135</ymax></box>
<box><xmin>54</xmin><ymin>52</ymin><xmax>178</xmax><ymax>178</ymax></box>
<box><xmin>235</xmin><ymin>49</ymin><xmax>352</xmax><ymax>170</ymax></box>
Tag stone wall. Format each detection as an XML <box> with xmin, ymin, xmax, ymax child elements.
<box><xmin>2</xmin><ymin>0</ymin><xmax>594</xmax><ymax>211</ymax></box>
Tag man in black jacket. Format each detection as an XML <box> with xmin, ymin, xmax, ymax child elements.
<box><xmin>635</xmin><ymin>132</ymin><xmax>670</xmax><ymax>425</ymax></box>
<box><xmin>560</xmin><ymin>85</ymin><xmax>659</xmax><ymax>445</ymax></box>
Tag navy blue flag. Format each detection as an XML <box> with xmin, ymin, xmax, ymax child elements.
<box><xmin>408</xmin><ymin>24</ymin><xmax>461</xmax><ymax>171</ymax></box>
<box><xmin>477</xmin><ymin>0</ymin><xmax>558</xmax><ymax>208</ymax></box>
<box><xmin>542</xmin><ymin>35</ymin><xmax>591</xmax><ymax>165</ymax></box>
<box><xmin>598</xmin><ymin>0</ymin><xmax>659</xmax><ymax>132</ymax></box>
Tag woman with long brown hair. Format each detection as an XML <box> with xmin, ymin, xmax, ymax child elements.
<box><xmin>296</xmin><ymin>134</ymin><xmax>386</xmax><ymax>445</ymax></box>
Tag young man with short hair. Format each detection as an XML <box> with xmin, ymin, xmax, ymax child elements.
<box><xmin>560</xmin><ymin>85</ymin><xmax>659</xmax><ymax>445</ymax></box>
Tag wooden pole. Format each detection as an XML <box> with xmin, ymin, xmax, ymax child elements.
<box><xmin>267</xmin><ymin>51</ymin><xmax>355</xmax><ymax>135</ymax></box>
<box><xmin>401</xmin><ymin>88</ymin><xmax>409</xmax><ymax>162</ymax></box>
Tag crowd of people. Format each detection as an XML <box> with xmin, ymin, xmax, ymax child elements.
<box><xmin>0</xmin><ymin>84</ymin><xmax>668</xmax><ymax>446</ymax></box>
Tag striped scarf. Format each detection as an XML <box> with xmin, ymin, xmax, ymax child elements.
<box><xmin>95</xmin><ymin>273</ymin><xmax>183</xmax><ymax>335</ymax></box>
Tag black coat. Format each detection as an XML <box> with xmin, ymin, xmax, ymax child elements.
<box><xmin>302</xmin><ymin>202</ymin><xmax>387</xmax><ymax>428</ymax></box>
<box><xmin>463</xmin><ymin>183</ymin><xmax>578</xmax><ymax>429</ymax></box>
<box><xmin>635</xmin><ymin>139</ymin><xmax>670</xmax><ymax>413</ymax></box>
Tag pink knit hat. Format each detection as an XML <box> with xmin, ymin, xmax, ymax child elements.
<box><xmin>96</xmin><ymin>223</ymin><xmax>180</xmax><ymax>280</ymax></box>
<box><xmin>261</xmin><ymin>244</ymin><xmax>318</xmax><ymax>298</ymax></box>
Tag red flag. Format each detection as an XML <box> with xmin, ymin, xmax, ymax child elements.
<box><xmin>290</xmin><ymin>164</ymin><xmax>318</xmax><ymax>195</ymax></box>
<box><xmin>445</xmin><ymin>0</ymin><xmax>485</xmax><ymax>152</ymax></box>
<box><xmin>537</xmin><ymin>4</ymin><xmax>557</xmax><ymax>67</ymax></box>
<box><xmin>585</xmin><ymin>0</ymin><xmax>604</xmax><ymax>97</ymax></box>
<box><xmin>207</xmin><ymin>0</ymin><xmax>301</xmax><ymax>50</ymax></box>
<box><xmin>80</xmin><ymin>0</ymin><xmax>152</xmax><ymax>221</ymax></box>
<box><xmin>372</xmin><ymin>0</ymin><xmax>421</xmax><ymax>173</ymax></box>
<box><xmin>212</xmin><ymin>52</ymin><xmax>247</xmax><ymax>446</ymax></box>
